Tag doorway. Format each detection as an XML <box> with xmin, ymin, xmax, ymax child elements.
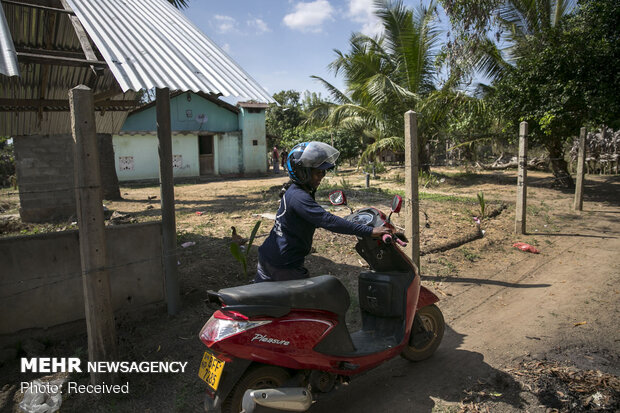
<box><xmin>199</xmin><ymin>134</ymin><xmax>214</xmax><ymax>175</ymax></box>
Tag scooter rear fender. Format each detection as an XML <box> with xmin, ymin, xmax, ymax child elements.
<box><xmin>203</xmin><ymin>352</ymin><xmax>252</xmax><ymax>412</ymax></box>
<box><xmin>417</xmin><ymin>286</ymin><xmax>440</xmax><ymax>309</ymax></box>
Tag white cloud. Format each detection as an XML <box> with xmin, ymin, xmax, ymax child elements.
<box><xmin>347</xmin><ymin>0</ymin><xmax>383</xmax><ymax>37</ymax></box>
<box><xmin>221</xmin><ymin>43</ymin><xmax>232</xmax><ymax>54</ymax></box>
<box><xmin>214</xmin><ymin>15</ymin><xmax>237</xmax><ymax>34</ymax></box>
<box><xmin>283</xmin><ymin>0</ymin><xmax>335</xmax><ymax>33</ymax></box>
<box><xmin>247</xmin><ymin>18</ymin><xmax>271</xmax><ymax>34</ymax></box>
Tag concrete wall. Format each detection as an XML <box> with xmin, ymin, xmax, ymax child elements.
<box><xmin>217</xmin><ymin>132</ymin><xmax>241</xmax><ymax>174</ymax></box>
<box><xmin>122</xmin><ymin>93</ymin><xmax>239</xmax><ymax>132</ymax></box>
<box><xmin>0</xmin><ymin>222</ymin><xmax>164</xmax><ymax>335</ymax></box>
<box><xmin>113</xmin><ymin>134</ymin><xmax>200</xmax><ymax>181</ymax></box>
<box><xmin>13</xmin><ymin>134</ymin><xmax>120</xmax><ymax>222</ymax></box>
<box><xmin>238</xmin><ymin>108</ymin><xmax>267</xmax><ymax>174</ymax></box>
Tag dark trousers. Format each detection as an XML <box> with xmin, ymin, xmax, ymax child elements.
<box><xmin>254</xmin><ymin>258</ymin><xmax>309</xmax><ymax>283</ymax></box>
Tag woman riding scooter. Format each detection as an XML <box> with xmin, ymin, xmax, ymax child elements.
<box><xmin>256</xmin><ymin>141</ymin><xmax>391</xmax><ymax>283</ymax></box>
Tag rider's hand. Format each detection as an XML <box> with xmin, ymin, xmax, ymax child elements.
<box><xmin>371</xmin><ymin>225</ymin><xmax>392</xmax><ymax>238</ymax></box>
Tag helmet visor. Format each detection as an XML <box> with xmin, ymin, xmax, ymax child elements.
<box><xmin>298</xmin><ymin>142</ymin><xmax>340</xmax><ymax>170</ymax></box>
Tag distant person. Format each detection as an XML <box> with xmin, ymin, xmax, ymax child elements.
<box><xmin>280</xmin><ymin>149</ymin><xmax>288</xmax><ymax>168</ymax></box>
<box><xmin>272</xmin><ymin>146</ymin><xmax>280</xmax><ymax>174</ymax></box>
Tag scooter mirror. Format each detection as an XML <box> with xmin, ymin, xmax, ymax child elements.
<box><xmin>329</xmin><ymin>190</ymin><xmax>347</xmax><ymax>206</ymax></box>
<box><xmin>391</xmin><ymin>195</ymin><xmax>402</xmax><ymax>213</ymax></box>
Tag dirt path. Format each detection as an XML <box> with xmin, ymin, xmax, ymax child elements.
<box><xmin>310</xmin><ymin>178</ymin><xmax>620</xmax><ymax>412</ymax></box>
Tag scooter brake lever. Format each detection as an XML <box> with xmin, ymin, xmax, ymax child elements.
<box><xmin>395</xmin><ymin>238</ymin><xmax>408</xmax><ymax>247</ymax></box>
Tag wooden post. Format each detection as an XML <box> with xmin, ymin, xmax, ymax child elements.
<box><xmin>573</xmin><ymin>127</ymin><xmax>587</xmax><ymax>211</ymax></box>
<box><xmin>404</xmin><ymin>111</ymin><xmax>420</xmax><ymax>270</ymax></box>
<box><xmin>515</xmin><ymin>122</ymin><xmax>528</xmax><ymax>234</ymax></box>
<box><xmin>69</xmin><ymin>85</ymin><xmax>117</xmax><ymax>384</ymax></box>
<box><xmin>156</xmin><ymin>88</ymin><xmax>180</xmax><ymax>315</ymax></box>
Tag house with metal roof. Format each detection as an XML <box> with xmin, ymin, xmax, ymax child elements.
<box><xmin>0</xmin><ymin>0</ymin><xmax>274</xmax><ymax>220</ymax></box>
<box><xmin>114</xmin><ymin>92</ymin><xmax>269</xmax><ymax>181</ymax></box>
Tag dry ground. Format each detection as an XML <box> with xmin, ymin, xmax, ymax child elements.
<box><xmin>0</xmin><ymin>167</ymin><xmax>618</xmax><ymax>412</ymax></box>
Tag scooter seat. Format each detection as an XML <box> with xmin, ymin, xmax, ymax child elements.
<box><xmin>215</xmin><ymin>275</ymin><xmax>350</xmax><ymax>318</ymax></box>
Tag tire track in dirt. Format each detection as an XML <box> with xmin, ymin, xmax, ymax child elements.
<box><xmin>439</xmin><ymin>238</ymin><xmax>582</xmax><ymax>325</ymax></box>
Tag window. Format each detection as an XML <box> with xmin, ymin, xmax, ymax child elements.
<box><xmin>253</xmin><ymin>140</ymin><xmax>258</xmax><ymax>146</ymax></box>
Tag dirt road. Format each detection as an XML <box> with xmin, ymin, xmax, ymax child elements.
<box><xmin>311</xmin><ymin>176</ymin><xmax>620</xmax><ymax>412</ymax></box>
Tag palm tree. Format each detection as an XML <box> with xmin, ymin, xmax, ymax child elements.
<box><xmin>310</xmin><ymin>0</ymin><xmax>444</xmax><ymax>172</ymax></box>
<box><xmin>474</xmin><ymin>0</ymin><xmax>576</xmax><ymax>80</ymax></box>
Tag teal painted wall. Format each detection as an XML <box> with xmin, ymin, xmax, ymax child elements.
<box><xmin>122</xmin><ymin>93</ymin><xmax>239</xmax><ymax>132</ymax></box>
<box><xmin>238</xmin><ymin>108</ymin><xmax>267</xmax><ymax>173</ymax></box>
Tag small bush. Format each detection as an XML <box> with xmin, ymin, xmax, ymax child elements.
<box><xmin>363</xmin><ymin>162</ymin><xmax>386</xmax><ymax>175</ymax></box>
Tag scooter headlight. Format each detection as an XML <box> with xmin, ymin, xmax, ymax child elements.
<box><xmin>199</xmin><ymin>311</ymin><xmax>271</xmax><ymax>345</ymax></box>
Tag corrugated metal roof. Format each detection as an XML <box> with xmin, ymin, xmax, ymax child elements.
<box><xmin>67</xmin><ymin>0</ymin><xmax>274</xmax><ymax>103</ymax></box>
<box><xmin>0</xmin><ymin>1</ymin><xmax>134</xmax><ymax>135</ymax></box>
<box><xmin>0</xmin><ymin>4</ymin><xmax>19</xmax><ymax>77</ymax></box>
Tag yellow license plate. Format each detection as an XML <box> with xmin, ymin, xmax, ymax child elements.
<box><xmin>198</xmin><ymin>351</ymin><xmax>226</xmax><ymax>390</ymax></box>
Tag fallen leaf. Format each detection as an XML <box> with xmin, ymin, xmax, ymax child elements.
<box><xmin>574</xmin><ymin>321</ymin><xmax>587</xmax><ymax>327</ymax></box>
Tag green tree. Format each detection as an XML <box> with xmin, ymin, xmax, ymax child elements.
<box><xmin>265</xmin><ymin>90</ymin><xmax>305</xmax><ymax>147</ymax></box>
<box><xmin>491</xmin><ymin>0</ymin><xmax>620</xmax><ymax>187</ymax></box>
<box><xmin>439</xmin><ymin>0</ymin><xmax>576</xmax><ymax>81</ymax></box>
<box><xmin>311</xmin><ymin>0</ymin><xmax>445</xmax><ymax>172</ymax></box>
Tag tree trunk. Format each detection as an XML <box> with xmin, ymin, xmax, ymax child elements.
<box><xmin>419</xmin><ymin>141</ymin><xmax>431</xmax><ymax>173</ymax></box>
<box><xmin>547</xmin><ymin>142</ymin><xmax>574</xmax><ymax>189</ymax></box>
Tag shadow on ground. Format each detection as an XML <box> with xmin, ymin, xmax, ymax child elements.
<box><xmin>310</xmin><ymin>325</ymin><xmax>526</xmax><ymax>412</ymax></box>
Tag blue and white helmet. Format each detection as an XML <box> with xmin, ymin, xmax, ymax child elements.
<box><xmin>286</xmin><ymin>141</ymin><xmax>340</xmax><ymax>186</ymax></box>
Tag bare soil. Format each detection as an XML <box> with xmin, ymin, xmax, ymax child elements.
<box><xmin>1</xmin><ymin>167</ymin><xmax>618</xmax><ymax>413</ymax></box>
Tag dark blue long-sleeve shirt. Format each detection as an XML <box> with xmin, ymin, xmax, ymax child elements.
<box><xmin>258</xmin><ymin>183</ymin><xmax>373</xmax><ymax>268</ymax></box>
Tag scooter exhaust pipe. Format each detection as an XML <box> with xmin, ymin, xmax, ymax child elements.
<box><xmin>241</xmin><ymin>387</ymin><xmax>312</xmax><ymax>412</ymax></box>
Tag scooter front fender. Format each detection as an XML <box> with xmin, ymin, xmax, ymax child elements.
<box><xmin>417</xmin><ymin>285</ymin><xmax>440</xmax><ymax>309</ymax></box>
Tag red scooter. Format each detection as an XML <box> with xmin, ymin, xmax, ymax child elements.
<box><xmin>198</xmin><ymin>192</ymin><xmax>445</xmax><ymax>413</ymax></box>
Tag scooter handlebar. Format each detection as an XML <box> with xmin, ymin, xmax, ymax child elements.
<box><xmin>382</xmin><ymin>233</ymin><xmax>408</xmax><ymax>247</ymax></box>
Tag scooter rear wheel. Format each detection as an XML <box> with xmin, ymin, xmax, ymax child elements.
<box><xmin>222</xmin><ymin>364</ymin><xmax>290</xmax><ymax>413</ymax></box>
<box><xmin>401</xmin><ymin>304</ymin><xmax>445</xmax><ymax>362</ymax></box>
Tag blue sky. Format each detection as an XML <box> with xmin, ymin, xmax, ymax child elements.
<box><xmin>181</xmin><ymin>0</ymin><xmax>450</xmax><ymax>100</ymax></box>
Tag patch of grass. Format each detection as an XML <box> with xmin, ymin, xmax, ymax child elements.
<box><xmin>438</xmin><ymin>257</ymin><xmax>458</xmax><ymax>276</ymax></box>
<box><xmin>420</xmin><ymin>192</ymin><xmax>478</xmax><ymax>204</ymax></box>
<box><xmin>174</xmin><ymin>383</ymin><xmax>192</xmax><ymax>411</ymax></box>
<box><xmin>420</xmin><ymin>171</ymin><xmax>440</xmax><ymax>188</ymax></box>
<box><xmin>392</xmin><ymin>173</ymin><xmax>405</xmax><ymax>184</ymax></box>
<box><xmin>176</xmin><ymin>230</ymin><xmax>194</xmax><ymax>244</ymax></box>
<box><xmin>461</xmin><ymin>247</ymin><xmax>480</xmax><ymax>262</ymax></box>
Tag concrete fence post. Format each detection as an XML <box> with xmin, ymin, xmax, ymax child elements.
<box><xmin>404</xmin><ymin>111</ymin><xmax>420</xmax><ymax>270</ymax></box>
<box><xmin>515</xmin><ymin>122</ymin><xmax>528</xmax><ymax>234</ymax></box>
<box><xmin>573</xmin><ymin>127</ymin><xmax>587</xmax><ymax>211</ymax></box>
<box><xmin>156</xmin><ymin>88</ymin><xmax>180</xmax><ymax>315</ymax></box>
<box><xmin>70</xmin><ymin>85</ymin><xmax>118</xmax><ymax>385</ymax></box>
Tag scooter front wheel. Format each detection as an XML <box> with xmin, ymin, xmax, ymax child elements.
<box><xmin>222</xmin><ymin>364</ymin><xmax>290</xmax><ymax>413</ymax></box>
<box><xmin>401</xmin><ymin>304</ymin><xmax>445</xmax><ymax>362</ymax></box>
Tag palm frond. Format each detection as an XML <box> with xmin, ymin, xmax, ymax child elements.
<box><xmin>360</xmin><ymin>136</ymin><xmax>405</xmax><ymax>163</ymax></box>
<box><xmin>310</xmin><ymin>76</ymin><xmax>352</xmax><ymax>105</ymax></box>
